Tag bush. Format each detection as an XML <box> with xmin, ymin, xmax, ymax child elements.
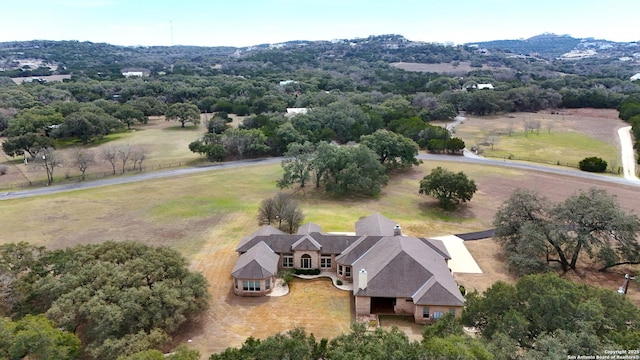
<box><xmin>278</xmin><ymin>270</ymin><xmax>293</xmax><ymax>284</ymax></box>
<box><xmin>0</xmin><ymin>165</ymin><xmax>7</xmax><ymax>175</ymax></box>
<box><xmin>336</xmin><ymin>279</ymin><xmax>343</xmax><ymax>285</ymax></box>
<box><xmin>579</xmin><ymin>156</ymin><xmax>608</xmax><ymax>173</ymax></box>
<box><xmin>293</xmin><ymin>268</ymin><xmax>321</xmax><ymax>276</ymax></box>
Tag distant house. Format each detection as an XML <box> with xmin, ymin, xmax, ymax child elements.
<box><xmin>232</xmin><ymin>213</ymin><xmax>465</xmax><ymax>323</ymax></box>
<box><xmin>121</xmin><ymin>68</ymin><xmax>150</xmax><ymax>77</ymax></box>
<box><xmin>279</xmin><ymin>80</ymin><xmax>298</xmax><ymax>86</ymax></box>
<box><xmin>631</xmin><ymin>73</ymin><xmax>640</xmax><ymax>82</ymax></box>
<box><xmin>476</xmin><ymin>83</ymin><xmax>494</xmax><ymax>90</ymax></box>
<box><xmin>285</xmin><ymin>108</ymin><xmax>308</xmax><ymax>117</ymax></box>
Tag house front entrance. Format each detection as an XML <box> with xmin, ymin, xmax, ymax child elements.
<box><xmin>301</xmin><ymin>254</ymin><xmax>312</xmax><ymax>269</ymax></box>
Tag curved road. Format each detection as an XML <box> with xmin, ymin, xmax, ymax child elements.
<box><xmin>1</xmin><ymin>131</ymin><xmax>639</xmax><ymax>201</ymax></box>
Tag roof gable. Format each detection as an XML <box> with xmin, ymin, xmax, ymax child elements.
<box><xmin>292</xmin><ymin>235</ymin><xmax>322</xmax><ymax>251</ymax></box>
<box><xmin>413</xmin><ymin>281</ymin><xmax>464</xmax><ymax>306</ymax></box>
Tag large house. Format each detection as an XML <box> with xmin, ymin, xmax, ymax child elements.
<box><xmin>232</xmin><ymin>213</ymin><xmax>465</xmax><ymax>324</ymax></box>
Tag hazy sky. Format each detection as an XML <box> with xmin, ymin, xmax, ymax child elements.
<box><xmin>1</xmin><ymin>0</ymin><xmax>638</xmax><ymax>47</ymax></box>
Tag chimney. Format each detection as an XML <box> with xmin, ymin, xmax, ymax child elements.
<box><xmin>393</xmin><ymin>224</ymin><xmax>402</xmax><ymax>236</ymax></box>
<box><xmin>358</xmin><ymin>269</ymin><xmax>367</xmax><ymax>290</ymax></box>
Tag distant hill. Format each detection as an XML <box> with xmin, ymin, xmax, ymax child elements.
<box><xmin>467</xmin><ymin>33</ymin><xmax>639</xmax><ymax>59</ymax></box>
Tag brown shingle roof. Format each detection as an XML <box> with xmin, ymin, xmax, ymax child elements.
<box><xmin>353</xmin><ymin>236</ymin><xmax>464</xmax><ymax>306</ymax></box>
<box><xmin>232</xmin><ymin>241</ymin><xmax>279</xmax><ymax>279</ymax></box>
<box><xmin>355</xmin><ymin>213</ymin><xmax>397</xmax><ymax>236</ymax></box>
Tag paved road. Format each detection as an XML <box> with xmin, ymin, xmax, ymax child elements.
<box><xmin>0</xmin><ymin>158</ymin><xmax>283</xmax><ymax>201</ymax></box>
<box><xmin>2</xmin><ymin>132</ymin><xmax>640</xmax><ymax>201</ymax></box>
<box><xmin>618</xmin><ymin>126</ymin><xmax>640</xmax><ymax>182</ymax></box>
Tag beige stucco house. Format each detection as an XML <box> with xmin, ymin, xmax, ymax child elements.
<box><xmin>232</xmin><ymin>213</ymin><xmax>465</xmax><ymax>323</ymax></box>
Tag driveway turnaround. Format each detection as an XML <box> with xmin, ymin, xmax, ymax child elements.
<box><xmin>430</xmin><ymin>235</ymin><xmax>483</xmax><ymax>274</ymax></box>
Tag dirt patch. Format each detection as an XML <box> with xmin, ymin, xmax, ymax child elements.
<box><xmin>390</xmin><ymin>62</ymin><xmax>509</xmax><ymax>76</ymax></box>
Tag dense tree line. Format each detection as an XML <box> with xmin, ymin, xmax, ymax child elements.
<box><xmin>0</xmin><ymin>241</ymin><xmax>209</xmax><ymax>359</ymax></box>
<box><xmin>462</xmin><ymin>273</ymin><xmax>640</xmax><ymax>358</ymax></box>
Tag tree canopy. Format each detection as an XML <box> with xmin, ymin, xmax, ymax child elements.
<box><xmin>0</xmin><ymin>241</ymin><xmax>209</xmax><ymax>359</ymax></box>
<box><xmin>359</xmin><ymin>129</ymin><xmax>421</xmax><ymax>170</ymax></box>
<box><xmin>165</xmin><ymin>103</ymin><xmax>201</xmax><ymax>128</ymax></box>
<box><xmin>462</xmin><ymin>273</ymin><xmax>640</xmax><ymax>357</ymax></box>
<box><xmin>419</xmin><ymin>167</ymin><xmax>477</xmax><ymax>209</ymax></box>
<box><xmin>493</xmin><ymin>188</ymin><xmax>640</xmax><ymax>275</ymax></box>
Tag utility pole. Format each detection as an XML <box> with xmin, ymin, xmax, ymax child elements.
<box><xmin>170</xmin><ymin>20</ymin><xmax>174</xmax><ymax>46</ymax></box>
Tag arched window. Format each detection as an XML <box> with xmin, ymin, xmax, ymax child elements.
<box><xmin>301</xmin><ymin>254</ymin><xmax>312</xmax><ymax>269</ymax></box>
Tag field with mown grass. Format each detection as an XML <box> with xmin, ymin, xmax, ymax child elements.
<box><xmin>450</xmin><ymin>109</ymin><xmax>625</xmax><ymax>170</ymax></box>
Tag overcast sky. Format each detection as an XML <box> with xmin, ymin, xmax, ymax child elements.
<box><xmin>1</xmin><ymin>0</ymin><xmax>638</xmax><ymax>47</ymax></box>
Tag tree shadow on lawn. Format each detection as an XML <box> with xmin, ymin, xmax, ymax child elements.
<box><xmin>164</xmin><ymin>125</ymin><xmax>202</xmax><ymax>131</ymax></box>
<box><xmin>417</xmin><ymin>200</ymin><xmax>477</xmax><ymax>222</ymax></box>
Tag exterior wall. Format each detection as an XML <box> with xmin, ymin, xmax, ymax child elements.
<box><xmin>319</xmin><ymin>254</ymin><xmax>336</xmax><ymax>271</ymax></box>
<box><xmin>279</xmin><ymin>253</ymin><xmax>294</xmax><ymax>270</ymax></box>
<box><xmin>233</xmin><ymin>277</ymin><xmax>274</xmax><ymax>297</ymax></box>
<box><xmin>336</xmin><ymin>263</ymin><xmax>353</xmax><ymax>281</ymax></box>
<box><xmin>355</xmin><ymin>296</ymin><xmax>371</xmax><ymax>315</ymax></box>
<box><xmin>293</xmin><ymin>250</ymin><xmax>320</xmax><ymax>269</ymax></box>
<box><xmin>413</xmin><ymin>305</ymin><xmax>463</xmax><ymax>324</ymax></box>
<box><xmin>394</xmin><ymin>298</ymin><xmax>416</xmax><ymax>316</ymax></box>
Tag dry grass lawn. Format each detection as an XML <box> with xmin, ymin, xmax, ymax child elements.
<box><xmin>448</xmin><ymin>109</ymin><xmax>626</xmax><ymax>169</ymax></box>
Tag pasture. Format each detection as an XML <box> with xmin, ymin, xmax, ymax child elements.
<box><xmin>450</xmin><ymin>108</ymin><xmax>625</xmax><ymax>170</ymax></box>
<box><xmin>0</xmin><ymin>113</ymin><xmax>246</xmax><ymax>190</ymax></box>
<box><xmin>1</xmin><ymin>108</ymin><xmax>638</xmax><ymax>357</ymax></box>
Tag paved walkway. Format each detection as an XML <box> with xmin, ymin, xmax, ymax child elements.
<box><xmin>267</xmin><ymin>271</ymin><xmax>353</xmax><ymax>297</ymax></box>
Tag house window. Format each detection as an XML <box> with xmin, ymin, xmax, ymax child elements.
<box><xmin>283</xmin><ymin>254</ymin><xmax>293</xmax><ymax>268</ymax></box>
<box><xmin>320</xmin><ymin>255</ymin><xmax>332</xmax><ymax>268</ymax></box>
<box><xmin>449</xmin><ymin>308</ymin><xmax>456</xmax><ymax>315</ymax></box>
<box><xmin>345</xmin><ymin>266</ymin><xmax>351</xmax><ymax>277</ymax></box>
<box><xmin>432</xmin><ymin>311</ymin><xmax>444</xmax><ymax>320</ymax></box>
<box><xmin>301</xmin><ymin>254</ymin><xmax>312</xmax><ymax>269</ymax></box>
<box><xmin>242</xmin><ymin>280</ymin><xmax>261</xmax><ymax>292</ymax></box>
<box><xmin>265</xmin><ymin>279</ymin><xmax>271</xmax><ymax>290</ymax></box>
<box><xmin>338</xmin><ymin>265</ymin><xmax>343</xmax><ymax>276</ymax></box>
<box><xmin>423</xmin><ymin>307</ymin><xmax>430</xmax><ymax>319</ymax></box>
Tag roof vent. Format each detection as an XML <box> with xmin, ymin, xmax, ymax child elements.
<box><xmin>393</xmin><ymin>224</ymin><xmax>402</xmax><ymax>236</ymax></box>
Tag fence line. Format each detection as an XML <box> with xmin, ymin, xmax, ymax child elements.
<box><xmin>481</xmin><ymin>154</ymin><xmax>629</xmax><ymax>175</ymax></box>
<box><xmin>0</xmin><ymin>161</ymin><xmax>187</xmax><ymax>191</ymax></box>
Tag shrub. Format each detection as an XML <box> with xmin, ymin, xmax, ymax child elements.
<box><xmin>293</xmin><ymin>268</ymin><xmax>321</xmax><ymax>276</ymax></box>
<box><xmin>336</xmin><ymin>280</ymin><xmax>343</xmax><ymax>286</ymax></box>
<box><xmin>579</xmin><ymin>156</ymin><xmax>608</xmax><ymax>173</ymax></box>
<box><xmin>0</xmin><ymin>165</ymin><xmax>7</xmax><ymax>175</ymax></box>
<box><xmin>279</xmin><ymin>270</ymin><xmax>293</xmax><ymax>284</ymax></box>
